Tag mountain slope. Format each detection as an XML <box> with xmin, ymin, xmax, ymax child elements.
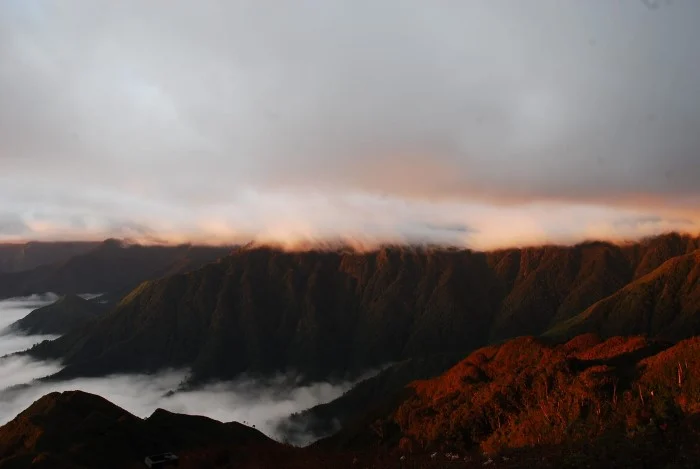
<box><xmin>546</xmin><ymin>250</ymin><xmax>700</xmax><ymax>341</ymax></box>
<box><xmin>10</xmin><ymin>338</ymin><xmax>700</xmax><ymax>468</ymax></box>
<box><xmin>319</xmin><ymin>334</ymin><xmax>700</xmax><ymax>458</ymax></box>
<box><xmin>278</xmin><ymin>353</ymin><xmax>464</xmax><ymax>445</ymax></box>
<box><xmin>8</xmin><ymin>294</ymin><xmax>106</xmax><ymax>335</ymax></box>
<box><xmin>28</xmin><ymin>234</ymin><xmax>700</xmax><ymax>382</ymax></box>
<box><xmin>28</xmin><ymin>247</ymin><xmax>504</xmax><ymax>381</ymax></box>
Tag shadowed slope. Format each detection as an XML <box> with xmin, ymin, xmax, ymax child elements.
<box><xmin>546</xmin><ymin>250</ymin><xmax>700</xmax><ymax>341</ymax></box>
<box><xmin>26</xmin><ymin>234</ymin><xmax>700</xmax><ymax>383</ymax></box>
<box><xmin>8</xmin><ymin>294</ymin><xmax>106</xmax><ymax>335</ymax></box>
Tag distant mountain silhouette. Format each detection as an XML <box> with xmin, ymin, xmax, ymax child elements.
<box><xmin>8</xmin><ymin>294</ymin><xmax>106</xmax><ymax>335</ymax></box>
<box><xmin>27</xmin><ymin>233</ymin><xmax>700</xmax><ymax>383</ymax></box>
<box><xmin>0</xmin><ymin>242</ymin><xmax>100</xmax><ymax>274</ymax></box>
<box><xmin>0</xmin><ymin>239</ymin><xmax>233</xmax><ymax>300</ymax></box>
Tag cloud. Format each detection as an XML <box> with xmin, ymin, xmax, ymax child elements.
<box><xmin>0</xmin><ymin>333</ymin><xmax>59</xmax><ymax>357</ymax></box>
<box><xmin>0</xmin><ymin>296</ymin><xmax>371</xmax><ymax>444</ymax></box>
<box><xmin>0</xmin><ymin>214</ymin><xmax>29</xmax><ymax>236</ymax></box>
<box><xmin>0</xmin><ymin>295</ymin><xmax>61</xmax><ymax>356</ymax></box>
<box><xmin>0</xmin><ymin>359</ymin><xmax>367</xmax><ymax>443</ymax></box>
<box><xmin>0</xmin><ymin>1</ymin><xmax>699</xmax><ymax>246</ymax></box>
<box><xmin>0</xmin><ymin>355</ymin><xmax>62</xmax><ymax>388</ymax></box>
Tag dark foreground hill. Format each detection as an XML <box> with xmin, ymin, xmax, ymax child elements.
<box><xmin>8</xmin><ymin>294</ymin><xmax>106</xmax><ymax>335</ymax></box>
<box><xmin>0</xmin><ymin>390</ymin><xmax>276</xmax><ymax>469</ymax></box>
<box><xmin>28</xmin><ymin>233</ymin><xmax>700</xmax><ymax>383</ymax></box>
<box><xmin>0</xmin><ymin>239</ymin><xmax>233</xmax><ymax>300</ymax></box>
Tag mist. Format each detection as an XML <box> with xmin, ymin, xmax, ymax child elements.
<box><xmin>0</xmin><ymin>295</ymin><xmax>60</xmax><ymax>356</ymax></box>
<box><xmin>0</xmin><ymin>360</ymin><xmax>364</xmax><ymax>443</ymax></box>
<box><xmin>0</xmin><ymin>296</ymin><xmax>368</xmax><ymax>444</ymax></box>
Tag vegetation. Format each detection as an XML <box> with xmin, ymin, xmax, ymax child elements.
<box><xmin>326</xmin><ymin>334</ymin><xmax>700</xmax><ymax>461</ymax></box>
<box><xmin>2</xmin><ymin>334</ymin><xmax>700</xmax><ymax>468</ymax></box>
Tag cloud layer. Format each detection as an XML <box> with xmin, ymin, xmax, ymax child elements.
<box><xmin>0</xmin><ymin>364</ymin><xmax>358</xmax><ymax>443</ymax></box>
<box><xmin>1</xmin><ymin>0</ymin><xmax>699</xmax><ymax>247</ymax></box>
<box><xmin>0</xmin><ymin>297</ymin><xmax>367</xmax><ymax>444</ymax></box>
<box><xmin>0</xmin><ymin>295</ymin><xmax>60</xmax><ymax>356</ymax></box>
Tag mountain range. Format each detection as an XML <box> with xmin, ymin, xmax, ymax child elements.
<box><xmin>26</xmin><ymin>233</ymin><xmax>700</xmax><ymax>384</ymax></box>
<box><xmin>1</xmin><ymin>232</ymin><xmax>699</xmax><ymax>468</ymax></box>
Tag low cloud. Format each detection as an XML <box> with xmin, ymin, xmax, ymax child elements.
<box><xmin>0</xmin><ymin>355</ymin><xmax>62</xmax><ymax>389</ymax></box>
<box><xmin>0</xmin><ymin>333</ymin><xmax>60</xmax><ymax>357</ymax></box>
<box><xmin>0</xmin><ymin>360</ymin><xmax>364</xmax><ymax>443</ymax></box>
<box><xmin>0</xmin><ymin>295</ymin><xmax>60</xmax><ymax>356</ymax></box>
<box><xmin>0</xmin><ymin>296</ymin><xmax>368</xmax><ymax>444</ymax></box>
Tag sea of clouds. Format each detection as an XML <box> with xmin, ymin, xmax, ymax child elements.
<box><xmin>0</xmin><ymin>295</ymin><xmax>364</xmax><ymax>443</ymax></box>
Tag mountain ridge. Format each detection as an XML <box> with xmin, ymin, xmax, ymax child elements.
<box><xmin>0</xmin><ymin>240</ymin><xmax>234</xmax><ymax>300</ymax></box>
<box><xmin>27</xmin><ymin>233</ymin><xmax>700</xmax><ymax>383</ymax></box>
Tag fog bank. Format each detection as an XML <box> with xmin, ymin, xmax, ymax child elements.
<box><xmin>0</xmin><ymin>295</ymin><xmax>60</xmax><ymax>356</ymax></box>
<box><xmin>0</xmin><ymin>361</ymin><xmax>362</xmax><ymax>443</ymax></box>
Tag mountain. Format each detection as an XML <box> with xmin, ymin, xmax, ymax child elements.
<box><xmin>278</xmin><ymin>353</ymin><xmax>464</xmax><ymax>445</ymax></box>
<box><xmin>27</xmin><ymin>246</ymin><xmax>505</xmax><ymax>381</ymax></box>
<box><xmin>318</xmin><ymin>334</ymin><xmax>700</xmax><ymax>465</ymax></box>
<box><xmin>7</xmin><ymin>294</ymin><xmax>106</xmax><ymax>335</ymax></box>
<box><xmin>545</xmin><ymin>250</ymin><xmax>700</xmax><ymax>341</ymax></box>
<box><xmin>0</xmin><ymin>239</ymin><xmax>233</xmax><ymax>300</ymax></box>
<box><xmin>488</xmin><ymin>233</ymin><xmax>699</xmax><ymax>340</ymax></box>
<box><xmin>0</xmin><ymin>242</ymin><xmax>99</xmax><ymax>274</ymax></box>
<box><xmin>26</xmin><ymin>233</ymin><xmax>700</xmax><ymax>382</ymax></box>
<box><xmin>2</xmin><ymin>339</ymin><xmax>699</xmax><ymax>468</ymax></box>
<box><xmin>0</xmin><ymin>390</ymin><xmax>277</xmax><ymax>469</ymax></box>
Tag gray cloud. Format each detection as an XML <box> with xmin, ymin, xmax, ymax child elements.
<box><xmin>0</xmin><ymin>0</ymin><xmax>699</xmax><ymax>245</ymax></box>
<box><xmin>0</xmin><ymin>214</ymin><xmax>28</xmax><ymax>236</ymax></box>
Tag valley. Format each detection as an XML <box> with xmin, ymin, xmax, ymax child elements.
<box><xmin>0</xmin><ymin>234</ymin><xmax>699</xmax><ymax>467</ymax></box>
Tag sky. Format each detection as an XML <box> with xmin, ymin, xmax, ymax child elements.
<box><xmin>1</xmin><ymin>0</ymin><xmax>699</xmax><ymax>249</ymax></box>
